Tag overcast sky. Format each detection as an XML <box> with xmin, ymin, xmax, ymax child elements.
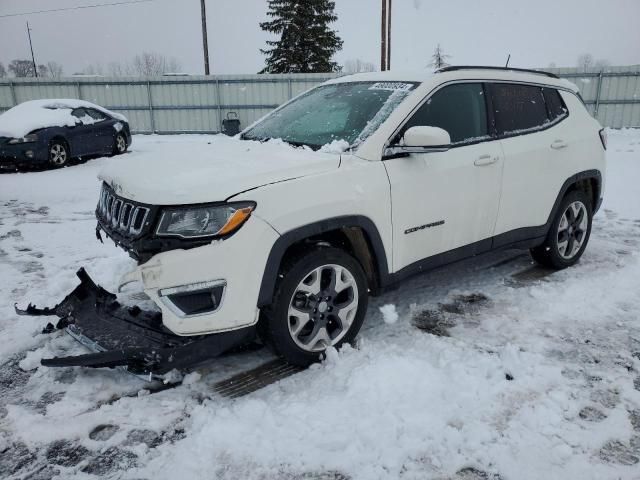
<box><xmin>1</xmin><ymin>0</ymin><xmax>639</xmax><ymax>75</ymax></box>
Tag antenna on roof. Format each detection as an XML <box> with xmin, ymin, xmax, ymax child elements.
<box><xmin>505</xmin><ymin>54</ymin><xmax>511</xmax><ymax>68</ymax></box>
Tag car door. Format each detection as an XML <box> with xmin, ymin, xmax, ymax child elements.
<box><xmin>85</xmin><ymin>108</ymin><xmax>116</xmax><ymax>154</ymax></box>
<box><xmin>384</xmin><ymin>82</ymin><xmax>504</xmax><ymax>272</ymax></box>
<box><xmin>489</xmin><ymin>83</ymin><xmax>567</xmax><ymax>241</ymax></box>
<box><xmin>69</xmin><ymin>108</ymin><xmax>94</xmax><ymax>156</ymax></box>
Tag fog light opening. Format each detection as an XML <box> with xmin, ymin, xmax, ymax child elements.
<box><xmin>159</xmin><ymin>281</ymin><xmax>226</xmax><ymax>317</ymax></box>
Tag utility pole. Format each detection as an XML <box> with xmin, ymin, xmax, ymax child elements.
<box><xmin>387</xmin><ymin>0</ymin><xmax>392</xmax><ymax>70</ymax></box>
<box><xmin>200</xmin><ymin>0</ymin><xmax>210</xmax><ymax>74</ymax></box>
<box><xmin>380</xmin><ymin>0</ymin><xmax>392</xmax><ymax>71</ymax></box>
<box><xmin>26</xmin><ymin>21</ymin><xmax>38</xmax><ymax>77</ymax></box>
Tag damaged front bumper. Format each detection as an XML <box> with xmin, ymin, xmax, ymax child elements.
<box><xmin>15</xmin><ymin>268</ymin><xmax>255</xmax><ymax>375</ymax></box>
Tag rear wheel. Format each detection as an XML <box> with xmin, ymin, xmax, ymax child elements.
<box><xmin>530</xmin><ymin>190</ymin><xmax>592</xmax><ymax>269</ymax></box>
<box><xmin>48</xmin><ymin>140</ymin><xmax>69</xmax><ymax>167</ymax></box>
<box><xmin>113</xmin><ymin>133</ymin><xmax>127</xmax><ymax>155</ymax></box>
<box><xmin>260</xmin><ymin>247</ymin><xmax>369</xmax><ymax>366</ymax></box>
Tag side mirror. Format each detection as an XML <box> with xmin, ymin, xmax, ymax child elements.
<box><xmin>402</xmin><ymin>126</ymin><xmax>451</xmax><ymax>148</ymax></box>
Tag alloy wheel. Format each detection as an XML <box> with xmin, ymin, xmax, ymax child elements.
<box><xmin>287</xmin><ymin>264</ymin><xmax>359</xmax><ymax>352</ymax></box>
<box><xmin>557</xmin><ymin>200</ymin><xmax>588</xmax><ymax>259</ymax></box>
<box><xmin>116</xmin><ymin>135</ymin><xmax>126</xmax><ymax>153</ymax></box>
<box><xmin>49</xmin><ymin>144</ymin><xmax>67</xmax><ymax>166</ymax></box>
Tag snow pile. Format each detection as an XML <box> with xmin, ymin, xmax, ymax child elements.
<box><xmin>319</xmin><ymin>139</ymin><xmax>349</xmax><ymax>153</ymax></box>
<box><xmin>0</xmin><ymin>99</ymin><xmax>126</xmax><ymax>138</ymax></box>
<box><xmin>379</xmin><ymin>303</ymin><xmax>399</xmax><ymax>324</ymax></box>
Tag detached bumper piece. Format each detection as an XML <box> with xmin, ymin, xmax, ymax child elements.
<box><xmin>15</xmin><ymin>268</ymin><xmax>254</xmax><ymax>375</ymax></box>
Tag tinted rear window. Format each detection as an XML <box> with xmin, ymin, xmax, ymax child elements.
<box><xmin>491</xmin><ymin>83</ymin><xmax>549</xmax><ymax>135</ymax></box>
<box><xmin>542</xmin><ymin>88</ymin><xmax>568</xmax><ymax>121</ymax></box>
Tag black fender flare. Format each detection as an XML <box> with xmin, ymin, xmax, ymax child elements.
<box><xmin>547</xmin><ymin>169</ymin><xmax>603</xmax><ymax>221</ymax></box>
<box><xmin>257</xmin><ymin>215</ymin><xmax>390</xmax><ymax>308</ymax></box>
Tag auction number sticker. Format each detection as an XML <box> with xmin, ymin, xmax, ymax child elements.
<box><xmin>369</xmin><ymin>82</ymin><xmax>414</xmax><ymax>91</ymax></box>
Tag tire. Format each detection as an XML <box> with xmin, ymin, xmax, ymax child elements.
<box><xmin>530</xmin><ymin>189</ymin><xmax>593</xmax><ymax>269</ymax></box>
<box><xmin>112</xmin><ymin>133</ymin><xmax>127</xmax><ymax>155</ymax></box>
<box><xmin>260</xmin><ymin>247</ymin><xmax>369</xmax><ymax>366</ymax></box>
<box><xmin>48</xmin><ymin>140</ymin><xmax>69</xmax><ymax>167</ymax></box>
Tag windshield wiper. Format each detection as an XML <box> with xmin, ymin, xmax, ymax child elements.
<box><xmin>281</xmin><ymin>139</ymin><xmax>321</xmax><ymax>150</ymax></box>
<box><xmin>240</xmin><ymin>133</ymin><xmax>265</xmax><ymax>142</ymax></box>
<box><xmin>240</xmin><ymin>134</ymin><xmax>320</xmax><ymax>151</ymax></box>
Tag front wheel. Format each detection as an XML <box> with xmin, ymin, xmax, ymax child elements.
<box><xmin>530</xmin><ymin>190</ymin><xmax>593</xmax><ymax>269</ymax></box>
<box><xmin>113</xmin><ymin>133</ymin><xmax>127</xmax><ymax>155</ymax></box>
<box><xmin>48</xmin><ymin>140</ymin><xmax>69</xmax><ymax>167</ymax></box>
<box><xmin>260</xmin><ymin>247</ymin><xmax>369</xmax><ymax>366</ymax></box>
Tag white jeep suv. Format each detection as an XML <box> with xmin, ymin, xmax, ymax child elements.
<box><xmin>72</xmin><ymin>67</ymin><xmax>606</xmax><ymax>369</ymax></box>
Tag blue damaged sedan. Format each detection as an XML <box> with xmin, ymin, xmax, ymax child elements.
<box><xmin>0</xmin><ymin>99</ymin><xmax>131</xmax><ymax>170</ymax></box>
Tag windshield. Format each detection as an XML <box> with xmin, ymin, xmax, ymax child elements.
<box><xmin>242</xmin><ymin>81</ymin><xmax>418</xmax><ymax>150</ymax></box>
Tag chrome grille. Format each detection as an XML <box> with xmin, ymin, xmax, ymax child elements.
<box><xmin>97</xmin><ymin>185</ymin><xmax>150</xmax><ymax>237</ymax></box>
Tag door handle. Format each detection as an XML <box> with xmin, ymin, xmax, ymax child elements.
<box><xmin>551</xmin><ymin>139</ymin><xmax>568</xmax><ymax>150</ymax></box>
<box><xmin>474</xmin><ymin>154</ymin><xmax>498</xmax><ymax>166</ymax></box>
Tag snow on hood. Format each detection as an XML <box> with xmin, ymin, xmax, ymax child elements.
<box><xmin>0</xmin><ymin>99</ymin><xmax>127</xmax><ymax>138</ymax></box>
<box><xmin>99</xmin><ymin>135</ymin><xmax>341</xmax><ymax>205</ymax></box>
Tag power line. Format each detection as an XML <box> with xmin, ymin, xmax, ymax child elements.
<box><xmin>0</xmin><ymin>0</ymin><xmax>155</xmax><ymax>19</ymax></box>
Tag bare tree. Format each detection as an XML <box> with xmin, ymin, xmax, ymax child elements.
<box><xmin>74</xmin><ymin>53</ymin><xmax>181</xmax><ymax>78</ymax></box>
<box><xmin>8</xmin><ymin>59</ymin><xmax>36</xmax><ymax>77</ymax></box>
<box><xmin>165</xmin><ymin>57</ymin><xmax>181</xmax><ymax>74</ymax></box>
<box><xmin>37</xmin><ymin>64</ymin><xmax>49</xmax><ymax>77</ymax></box>
<box><xmin>0</xmin><ymin>62</ymin><xmax>6</xmax><ymax>78</ymax></box>
<box><xmin>46</xmin><ymin>61</ymin><xmax>64</xmax><ymax>78</ymax></box>
<box><xmin>577</xmin><ymin>54</ymin><xmax>611</xmax><ymax>72</ymax></box>
<box><xmin>82</xmin><ymin>63</ymin><xmax>105</xmax><ymax>76</ymax></box>
<box><xmin>131</xmin><ymin>52</ymin><xmax>181</xmax><ymax>76</ymax></box>
<box><xmin>107</xmin><ymin>61</ymin><xmax>126</xmax><ymax>77</ymax></box>
<box><xmin>343</xmin><ymin>58</ymin><xmax>376</xmax><ymax>74</ymax></box>
<box><xmin>428</xmin><ymin>44</ymin><xmax>451</xmax><ymax>71</ymax></box>
<box><xmin>577</xmin><ymin>53</ymin><xmax>594</xmax><ymax>72</ymax></box>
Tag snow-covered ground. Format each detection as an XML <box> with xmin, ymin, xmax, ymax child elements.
<box><xmin>1</xmin><ymin>131</ymin><xmax>640</xmax><ymax>480</ymax></box>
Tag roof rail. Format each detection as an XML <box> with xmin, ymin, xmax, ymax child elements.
<box><xmin>437</xmin><ymin>65</ymin><xmax>560</xmax><ymax>79</ymax></box>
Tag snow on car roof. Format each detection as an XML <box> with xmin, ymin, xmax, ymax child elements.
<box><xmin>0</xmin><ymin>99</ymin><xmax>126</xmax><ymax>139</ymax></box>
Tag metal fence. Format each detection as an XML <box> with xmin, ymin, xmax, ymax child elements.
<box><xmin>0</xmin><ymin>67</ymin><xmax>639</xmax><ymax>133</ymax></box>
<box><xmin>0</xmin><ymin>73</ymin><xmax>337</xmax><ymax>134</ymax></box>
<box><xmin>546</xmin><ymin>65</ymin><xmax>640</xmax><ymax>128</ymax></box>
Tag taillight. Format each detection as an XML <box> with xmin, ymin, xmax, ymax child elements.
<box><xmin>599</xmin><ymin>128</ymin><xmax>607</xmax><ymax>150</ymax></box>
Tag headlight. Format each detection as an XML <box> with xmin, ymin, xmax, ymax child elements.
<box><xmin>155</xmin><ymin>202</ymin><xmax>256</xmax><ymax>239</ymax></box>
<box><xmin>8</xmin><ymin>133</ymin><xmax>38</xmax><ymax>144</ymax></box>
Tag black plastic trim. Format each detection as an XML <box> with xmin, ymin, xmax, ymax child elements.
<box><xmin>389</xmin><ymin>238</ymin><xmax>494</xmax><ymax>285</ymax></box>
<box><xmin>18</xmin><ymin>268</ymin><xmax>255</xmax><ymax>375</ymax></box>
<box><xmin>257</xmin><ymin>215</ymin><xmax>390</xmax><ymax>307</ymax></box>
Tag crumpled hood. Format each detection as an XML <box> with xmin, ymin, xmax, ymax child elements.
<box><xmin>99</xmin><ymin>136</ymin><xmax>340</xmax><ymax>205</ymax></box>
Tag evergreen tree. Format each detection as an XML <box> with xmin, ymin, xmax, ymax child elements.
<box><xmin>260</xmin><ymin>0</ymin><xmax>343</xmax><ymax>73</ymax></box>
<box><xmin>429</xmin><ymin>44</ymin><xmax>451</xmax><ymax>71</ymax></box>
